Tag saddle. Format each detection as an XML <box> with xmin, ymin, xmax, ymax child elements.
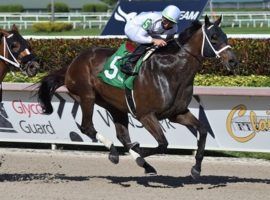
<box><xmin>98</xmin><ymin>41</ymin><xmax>156</xmax><ymax>90</ymax></box>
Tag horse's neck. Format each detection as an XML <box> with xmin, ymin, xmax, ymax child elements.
<box><xmin>0</xmin><ymin>63</ymin><xmax>7</xmax><ymax>82</ymax></box>
<box><xmin>169</xmin><ymin>29</ymin><xmax>204</xmax><ymax>83</ymax></box>
<box><xmin>181</xmin><ymin>28</ymin><xmax>203</xmax><ymax>63</ymax></box>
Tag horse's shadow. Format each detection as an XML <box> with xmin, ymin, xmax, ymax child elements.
<box><xmin>99</xmin><ymin>175</ymin><xmax>270</xmax><ymax>189</ymax></box>
<box><xmin>0</xmin><ymin>173</ymin><xmax>269</xmax><ymax>189</ymax></box>
<box><xmin>0</xmin><ymin>173</ymin><xmax>90</xmax><ymax>183</ymax></box>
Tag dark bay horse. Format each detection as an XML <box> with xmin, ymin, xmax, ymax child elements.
<box><xmin>0</xmin><ymin>25</ymin><xmax>40</xmax><ymax>95</ymax></box>
<box><xmin>37</xmin><ymin>16</ymin><xmax>238</xmax><ymax>179</ymax></box>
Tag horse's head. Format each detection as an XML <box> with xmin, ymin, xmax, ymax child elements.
<box><xmin>0</xmin><ymin>25</ymin><xmax>40</xmax><ymax>77</ymax></box>
<box><xmin>201</xmin><ymin>15</ymin><xmax>238</xmax><ymax>72</ymax></box>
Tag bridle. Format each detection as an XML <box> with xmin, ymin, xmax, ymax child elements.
<box><xmin>0</xmin><ymin>34</ymin><xmax>21</xmax><ymax>68</ymax></box>
<box><xmin>201</xmin><ymin>24</ymin><xmax>231</xmax><ymax>58</ymax></box>
<box><xmin>173</xmin><ymin>23</ymin><xmax>231</xmax><ymax>63</ymax></box>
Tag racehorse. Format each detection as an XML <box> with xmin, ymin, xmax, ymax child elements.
<box><xmin>37</xmin><ymin>16</ymin><xmax>238</xmax><ymax>179</ymax></box>
<box><xmin>0</xmin><ymin>25</ymin><xmax>40</xmax><ymax>99</ymax></box>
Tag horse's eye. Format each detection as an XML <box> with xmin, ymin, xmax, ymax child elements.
<box><xmin>211</xmin><ymin>34</ymin><xmax>218</xmax><ymax>44</ymax></box>
<box><xmin>10</xmin><ymin>42</ymin><xmax>20</xmax><ymax>52</ymax></box>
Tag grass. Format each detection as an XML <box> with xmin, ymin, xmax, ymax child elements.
<box><xmin>194</xmin><ymin>75</ymin><xmax>270</xmax><ymax>87</ymax></box>
<box><xmin>206</xmin><ymin>151</ymin><xmax>270</xmax><ymax>161</ymax></box>
<box><xmin>223</xmin><ymin>26</ymin><xmax>270</xmax><ymax>34</ymax></box>
<box><xmin>224</xmin><ymin>152</ymin><xmax>270</xmax><ymax>160</ymax></box>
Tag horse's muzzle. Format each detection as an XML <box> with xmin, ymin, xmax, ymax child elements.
<box><xmin>23</xmin><ymin>60</ymin><xmax>40</xmax><ymax>77</ymax></box>
<box><xmin>20</xmin><ymin>54</ymin><xmax>40</xmax><ymax>77</ymax></box>
<box><xmin>220</xmin><ymin>49</ymin><xmax>239</xmax><ymax>73</ymax></box>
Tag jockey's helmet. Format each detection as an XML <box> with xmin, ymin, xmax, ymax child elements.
<box><xmin>162</xmin><ymin>5</ymin><xmax>181</xmax><ymax>24</ymax></box>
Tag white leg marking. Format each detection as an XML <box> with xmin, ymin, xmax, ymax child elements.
<box><xmin>96</xmin><ymin>132</ymin><xmax>113</xmax><ymax>149</ymax></box>
<box><xmin>129</xmin><ymin>149</ymin><xmax>140</xmax><ymax>160</ymax></box>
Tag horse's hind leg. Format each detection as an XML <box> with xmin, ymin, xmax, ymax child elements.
<box><xmin>108</xmin><ymin>108</ymin><xmax>157</xmax><ymax>175</ymax></box>
<box><xmin>73</xmin><ymin>89</ymin><xmax>119</xmax><ymax>164</ymax></box>
<box><xmin>169</xmin><ymin>110</ymin><xmax>207</xmax><ymax>180</ymax></box>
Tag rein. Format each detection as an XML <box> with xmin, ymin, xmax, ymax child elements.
<box><xmin>173</xmin><ymin>38</ymin><xmax>202</xmax><ymax>64</ymax></box>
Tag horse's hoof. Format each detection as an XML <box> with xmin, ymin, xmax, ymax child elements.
<box><xmin>143</xmin><ymin>162</ymin><xmax>157</xmax><ymax>175</ymax></box>
<box><xmin>109</xmin><ymin>153</ymin><xmax>119</xmax><ymax>164</ymax></box>
<box><xmin>109</xmin><ymin>145</ymin><xmax>119</xmax><ymax>164</ymax></box>
<box><xmin>191</xmin><ymin>166</ymin><xmax>201</xmax><ymax>180</ymax></box>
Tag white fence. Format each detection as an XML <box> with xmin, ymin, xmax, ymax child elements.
<box><xmin>0</xmin><ymin>12</ymin><xmax>270</xmax><ymax>29</ymax></box>
<box><xmin>0</xmin><ymin>12</ymin><xmax>110</xmax><ymax>29</ymax></box>
<box><xmin>204</xmin><ymin>11</ymin><xmax>270</xmax><ymax>28</ymax></box>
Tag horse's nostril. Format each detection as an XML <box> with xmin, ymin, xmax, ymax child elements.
<box><xmin>229</xmin><ymin>59</ymin><xmax>238</xmax><ymax>67</ymax></box>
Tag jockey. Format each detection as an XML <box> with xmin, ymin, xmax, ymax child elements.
<box><xmin>121</xmin><ymin>5</ymin><xmax>181</xmax><ymax>76</ymax></box>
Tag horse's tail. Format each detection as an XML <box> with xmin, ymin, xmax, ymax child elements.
<box><xmin>37</xmin><ymin>66</ymin><xmax>67</xmax><ymax>114</ymax></box>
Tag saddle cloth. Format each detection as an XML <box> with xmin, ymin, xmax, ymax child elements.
<box><xmin>98</xmin><ymin>41</ymin><xmax>150</xmax><ymax>90</ymax></box>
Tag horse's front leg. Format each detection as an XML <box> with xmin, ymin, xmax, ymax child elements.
<box><xmin>169</xmin><ymin>110</ymin><xmax>207</xmax><ymax>180</ymax></box>
<box><xmin>79</xmin><ymin>92</ymin><xmax>98</xmax><ymax>141</ymax></box>
<box><xmin>139</xmin><ymin>113</ymin><xmax>169</xmax><ymax>157</ymax></box>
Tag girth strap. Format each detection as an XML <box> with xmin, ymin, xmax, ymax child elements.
<box><xmin>125</xmin><ymin>88</ymin><xmax>136</xmax><ymax>117</ymax></box>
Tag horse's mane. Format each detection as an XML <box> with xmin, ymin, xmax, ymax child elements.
<box><xmin>177</xmin><ymin>20</ymin><xmax>202</xmax><ymax>45</ymax></box>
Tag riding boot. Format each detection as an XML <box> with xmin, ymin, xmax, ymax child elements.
<box><xmin>121</xmin><ymin>44</ymin><xmax>149</xmax><ymax>76</ymax></box>
<box><xmin>121</xmin><ymin>61</ymin><xmax>137</xmax><ymax>76</ymax></box>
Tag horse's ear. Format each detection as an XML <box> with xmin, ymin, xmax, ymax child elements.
<box><xmin>12</xmin><ymin>24</ymin><xmax>19</xmax><ymax>32</ymax></box>
<box><xmin>0</xmin><ymin>29</ymin><xmax>9</xmax><ymax>37</ymax></box>
<box><xmin>214</xmin><ymin>15</ymin><xmax>222</xmax><ymax>27</ymax></box>
<box><xmin>204</xmin><ymin>15</ymin><xmax>211</xmax><ymax>26</ymax></box>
